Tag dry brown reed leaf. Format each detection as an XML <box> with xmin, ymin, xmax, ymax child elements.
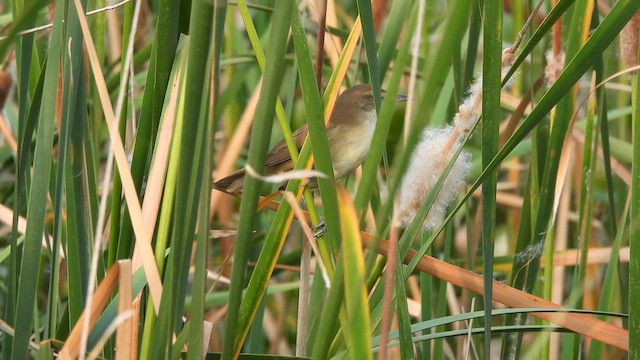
<box><xmin>365</xmin><ymin>235</ymin><xmax>629</xmax><ymax>351</ymax></box>
<box><xmin>115</xmin><ymin>261</ymin><xmax>133</xmax><ymax>360</ymax></box>
<box><xmin>59</xmin><ymin>262</ymin><xmax>122</xmax><ymax>359</ymax></box>
<box><xmin>134</xmin><ymin>63</ymin><xmax>181</xmax><ymax>270</ymax></box>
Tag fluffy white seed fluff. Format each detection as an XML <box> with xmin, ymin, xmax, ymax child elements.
<box><xmin>544</xmin><ymin>49</ymin><xmax>565</xmax><ymax>85</ymax></box>
<box><xmin>397</xmin><ymin>47</ymin><xmax>516</xmax><ymax>230</ymax></box>
<box><xmin>398</xmin><ymin>126</ymin><xmax>472</xmax><ymax>230</ymax></box>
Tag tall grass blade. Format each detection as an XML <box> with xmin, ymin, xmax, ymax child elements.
<box><xmin>221</xmin><ymin>2</ymin><xmax>293</xmax><ymax>358</ymax></box>
<box><xmin>481</xmin><ymin>0</ymin><xmax>502</xmax><ymax>356</ymax></box>
<box><xmin>10</xmin><ymin>3</ymin><xmax>64</xmax><ymax>358</ymax></box>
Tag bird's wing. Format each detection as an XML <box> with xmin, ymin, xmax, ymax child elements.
<box><xmin>265</xmin><ymin>125</ymin><xmax>309</xmax><ymax>167</ymax></box>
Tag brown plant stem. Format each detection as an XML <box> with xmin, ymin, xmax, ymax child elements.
<box><xmin>377</xmin><ymin>219</ymin><xmax>400</xmax><ymax>360</ymax></box>
<box><xmin>314</xmin><ymin>0</ymin><xmax>328</xmax><ymax>88</ymax></box>
<box><xmin>362</xmin><ymin>234</ymin><xmax>629</xmax><ymax>352</ymax></box>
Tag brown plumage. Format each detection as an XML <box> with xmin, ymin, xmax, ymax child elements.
<box><xmin>213</xmin><ymin>84</ymin><xmax>405</xmax><ymax>193</ymax></box>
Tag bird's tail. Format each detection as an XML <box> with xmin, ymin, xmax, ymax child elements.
<box><xmin>212</xmin><ymin>169</ymin><xmax>245</xmax><ymax>194</ymax></box>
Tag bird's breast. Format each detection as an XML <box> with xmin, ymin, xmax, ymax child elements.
<box><xmin>329</xmin><ymin>113</ymin><xmax>377</xmax><ymax>179</ymax></box>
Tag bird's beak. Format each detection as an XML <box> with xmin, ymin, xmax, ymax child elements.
<box><xmin>395</xmin><ymin>94</ymin><xmax>408</xmax><ymax>102</ymax></box>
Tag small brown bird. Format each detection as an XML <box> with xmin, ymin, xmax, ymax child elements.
<box><xmin>213</xmin><ymin>84</ymin><xmax>407</xmax><ymax>193</ymax></box>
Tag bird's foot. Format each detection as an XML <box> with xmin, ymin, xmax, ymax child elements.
<box><xmin>312</xmin><ymin>219</ymin><xmax>327</xmax><ymax>238</ymax></box>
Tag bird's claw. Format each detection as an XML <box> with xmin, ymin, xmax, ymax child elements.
<box><xmin>312</xmin><ymin>219</ymin><xmax>327</xmax><ymax>238</ymax></box>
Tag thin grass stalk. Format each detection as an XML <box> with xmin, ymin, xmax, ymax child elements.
<box><xmin>10</xmin><ymin>3</ymin><xmax>64</xmax><ymax>357</ymax></box>
<box><xmin>107</xmin><ymin>2</ymin><xmax>137</xmax><ymax>355</ymax></box>
<box><xmin>187</xmin><ymin>169</ymin><xmax>211</xmax><ymax>359</ymax></box>
<box><xmin>65</xmin><ymin>0</ymin><xmax>96</xmax><ymax>330</ymax></box>
<box><xmin>187</xmin><ymin>11</ymin><xmax>217</xmax><ymax>357</ymax></box>
<box><xmin>46</xmin><ymin>156</ymin><xmax>63</xmax><ymax>341</ymax></box>
<box><xmin>310</xmin><ymin>255</ymin><xmax>345</xmax><ymax>360</ymax></box>
<box><xmin>378</xmin><ymin>216</ymin><xmax>400</xmax><ymax>360</ymax></box>
<box><xmin>574</xmin><ymin>74</ymin><xmax>599</xmax><ymax>313</ymax></box>
<box><xmin>150</xmin><ymin>0</ymin><xmax>214</xmax><ymax>355</ymax></box>
<box><xmin>542</xmin><ymin>197</ymin><xmax>558</xmax><ymax>360</ymax></box>
<box><xmin>403</xmin><ymin>0</ymin><xmax>425</xmax><ymax>142</ymax></box>
<box><xmin>336</xmin><ymin>186</ymin><xmax>373</xmax><ymax>360</ymax></box>
<box><xmin>220</xmin><ymin>2</ymin><xmax>293</xmax><ymax>358</ymax></box>
<box><xmin>595</xmin><ymin>130</ymin><xmax>620</xmax><ymax>303</ymax></box>
<box><xmin>311</xmin><ymin>262</ymin><xmax>345</xmax><ymax>359</ymax></box>
<box><xmin>590</xmin><ymin>193</ymin><xmax>631</xmax><ymax>359</ymax></box>
<box><xmin>403</xmin><ymin>2</ymin><xmax>428</xmax><ymax>358</ymax></box>
<box><xmin>6</xmin><ymin>1</ymin><xmax>41</xmax><ymax>352</ymax></box>
<box><xmin>354</xmin><ymin>0</ymin><xmax>381</xmax><ymax>109</ymax></box>
<box><xmin>139</xmin><ymin>57</ymin><xmax>187</xmax><ymax>359</ymax></box>
<box><xmin>525</xmin><ymin>2</ymin><xmax>594</xmax><ymax>357</ymax></box>
<box><xmin>504</xmin><ymin>92</ymin><xmax>546</xmax><ymax>360</ymax></box>
<box><xmin>47</xmin><ymin>0</ymin><xmax>89</xmax><ymax>338</ymax></box>
<box><xmin>112</xmin><ymin>0</ymin><xmax>182</xmax><ymax>262</ymax></box>
<box><xmin>597</xmin><ymin>92</ymin><xmax>619</xmax><ymax>242</ymax></box>
<box><xmin>210</xmin><ymin>0</ymin><xmax>228</xmax><ymax>100</ymax></box>
<box><xmin>72</xmin><ymin>0</ymin><xmax>148</xmax><ymax>356</ymax></box>
<box><xmin>377</xmin><ymin>0</ymin><xmax>412</xmax><ymax>80</ymax></box>
<box><xmin>393</xmin><ymin>244</ymin><xmax>414</xmax><ymax>359</ymax></box>
<box><xmin>549</xmin><ymin>161</ymin><xmax>572</xmax><ymax>359</ymax></box>
<box><xmin>481</xmin><ymin>0</ymin><xmax>502</xmax><ymax>356</ymax></box>
<box><xmin>88</xmin><ymin>0</ymin><xmax>106</xmax><ymax>159</ymax></box>
<box><xmin>464</xmin><ymin>5</ymin><xmax>481</xmax><ymax>91</ymax></box>
<box><xmin>433</xmin><ymin>232</ymin><xmax>453</xmax><ymax>360</ymax></box>
<box><xmin>296</xmin><ymin>242</ymin><xmax>312</xmax><ymax>357</ymax></box>
<box><xmin>419</xmin><ymin>238</ymin><xmax>432</xmax><ymax>360</ymax></box>
<box><xmin>292</xmin><ymin>10</ymin><xmax>342</xmax><ymax>261</ymax></box>
<box><xmin>314</xmin><ymin>0</ymin><xmax>328</xmax><ymax>87</ymax></box>
<box><xmin>232</xmin><ymin>180</ymin><xmax>307</xmax><ymax>354</ymax></box>
<box><xmin>541</xmin><ymin>5</ymin><xmax>566</xmax><ymax>357</ymax></box>
<box><xmin>6</xmin><ymin>60</ymin><xmax>46</xmax><ymax>357</ymax></box>
<box><xmin>235</xmin><ymin>0</ymin><xmax>299</xmax><ymax>165</ymax></box>
<box><xmin>108</xmin><ymin>0</ymin><xmax>134</xmax><ymax>266</ymax></box>
<box><xmin>75</xmin><ymin>0</ymin><xmax>163</xmax><ymax>320</ymax></box>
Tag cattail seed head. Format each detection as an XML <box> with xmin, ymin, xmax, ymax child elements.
<box><xmin>398</xmin><ymin>126</ymin><xmax>472</xmax><ymax>230</ymax></box>
<box><xmin>620</xmin><ymin>11</ymin><xmax>640</xmax><ymax>70</ymax></box>
<box><xmin>544</xmin><ymin>50</ymin><xmax>565</xmax><ymax>85</ymax></box>
<box><xmin>397</xmin><ymin>47</ymin><xmax>515</xmax><ymax>230</ymax></box>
